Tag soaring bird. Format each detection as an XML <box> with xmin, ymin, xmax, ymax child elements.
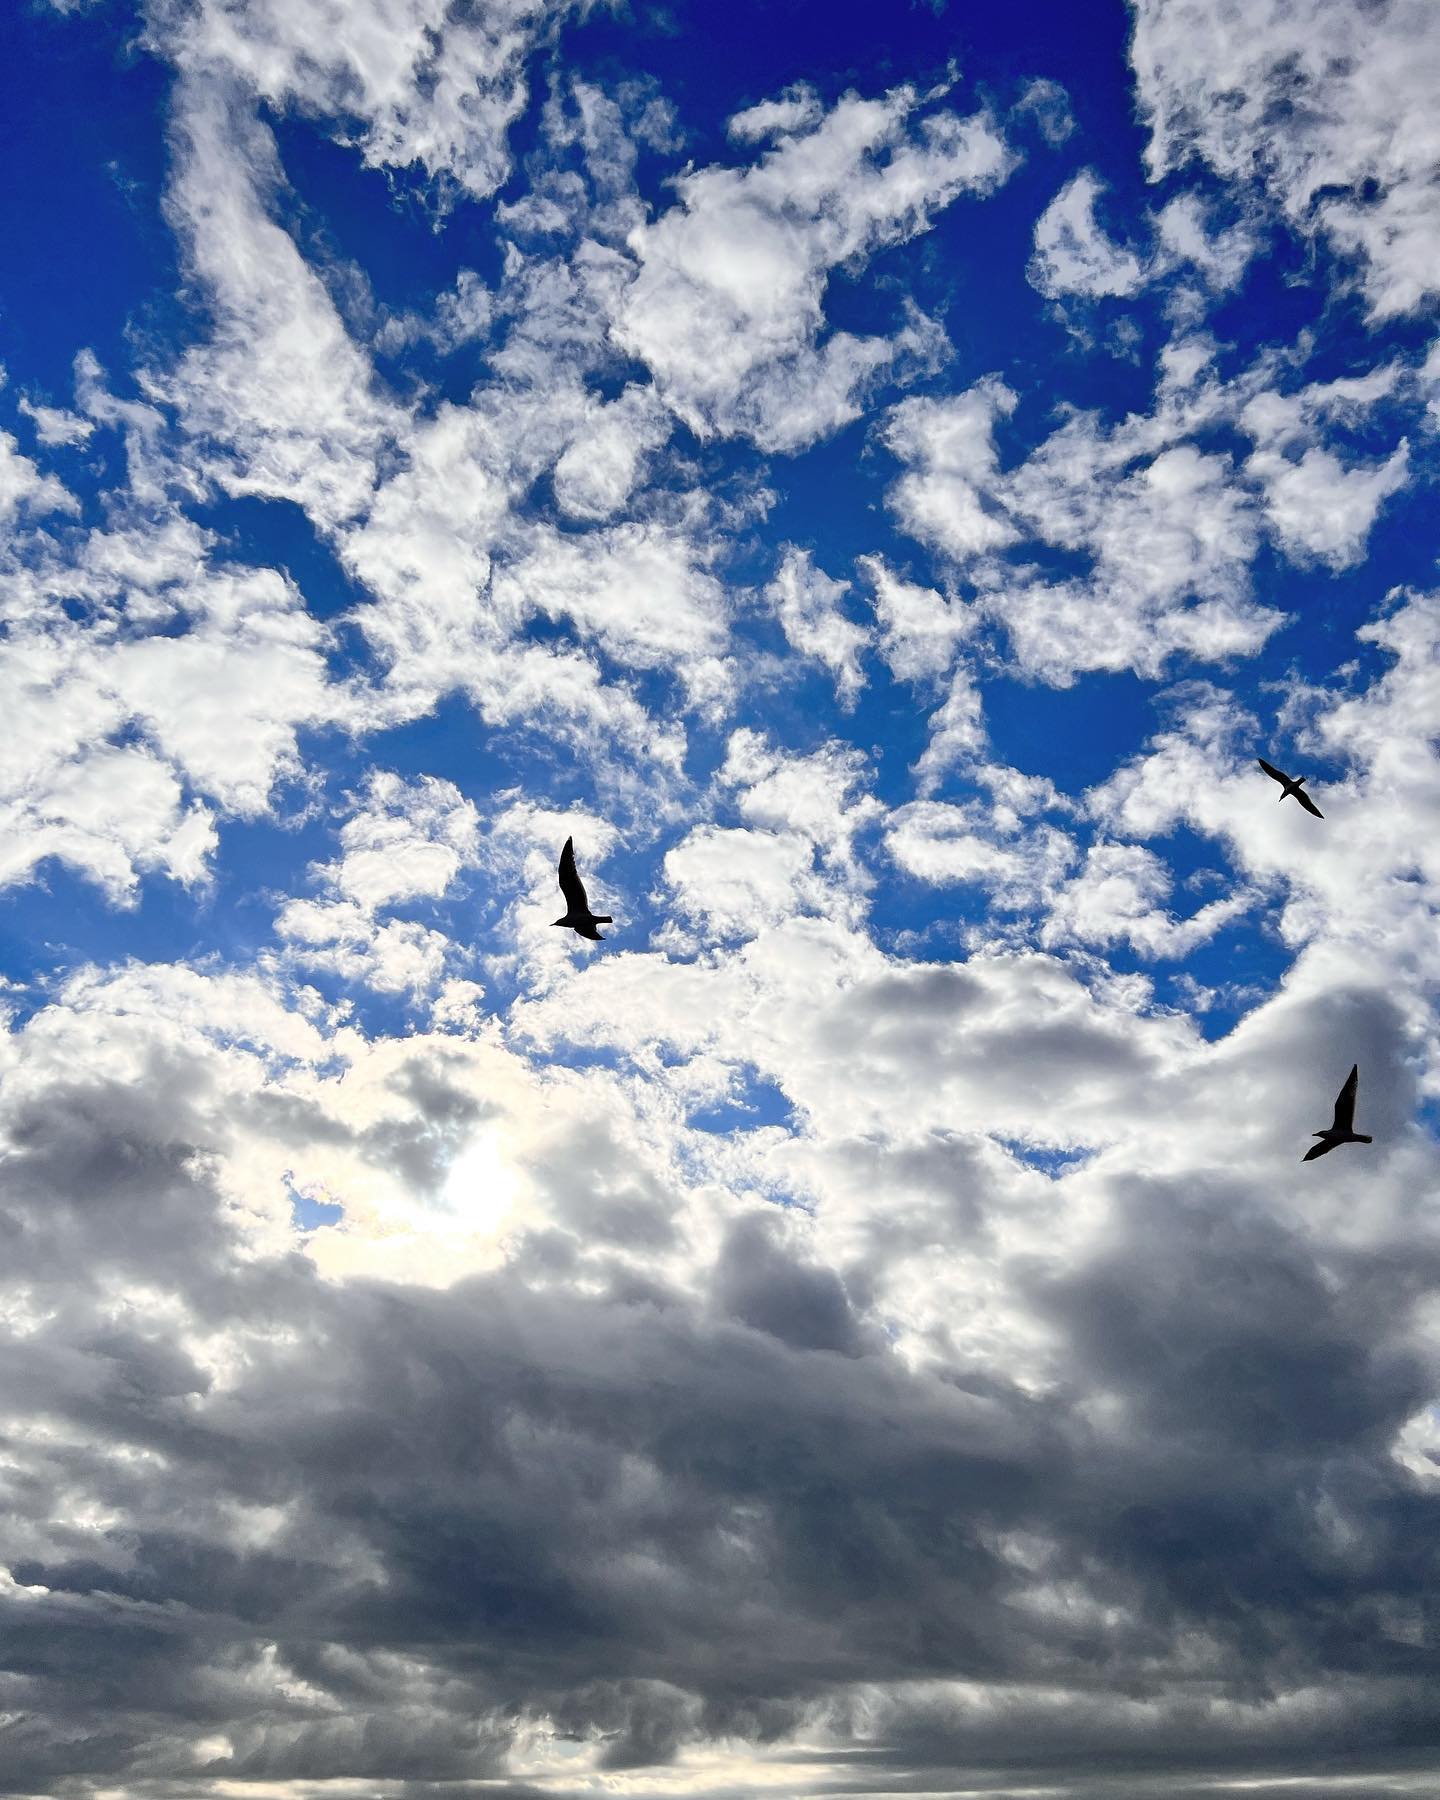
<box><xmin>553</xmin><ymin>837</ymin><xmax>613</xmax><ymax>941</ymax></box>
<box><xmin>1258</xmin><ymin>756</ymin><xmax>1324</xmax><ymax>819</ymax></box>
<box><xmin>1303</xmin><ymin>1064</ymin><xmax>1372</xmax><ymax>1161</ymax></box>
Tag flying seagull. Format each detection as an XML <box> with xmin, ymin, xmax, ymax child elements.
<box><xmin>1258</xmin><ymin>756</ymin><xmax>1324</xmax><ymax>819</ymax></box>
<box><xmin>1303</xmin><ymin>1063</ymin><xmax>1372</xmax><ymax>1161</ymax></box>
<box><xmin>553</xmin><ymin>837</ymin><xmax>612</xmax><ymax>941</ymax></box>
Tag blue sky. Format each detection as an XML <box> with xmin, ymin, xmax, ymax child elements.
<box><xmin>3</xmin><ymin>1</ymin><xmax>1440</xmax><ymax>1795</ymax></box>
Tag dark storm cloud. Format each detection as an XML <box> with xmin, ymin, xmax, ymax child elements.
<box><xmin>0</xmin><ymin>1045</ymin><xmax>1046</xmax><ymax>1786</ymax></box>
<box><xmin>5</xmin><ymin>1012</ymin><xmax>1440</xmax><ymax>1800</ymax></box>
<box><xmin>712</xmin><ymin>1209</ymin><xmax>869</xmax><ymax>1354</ymax></box>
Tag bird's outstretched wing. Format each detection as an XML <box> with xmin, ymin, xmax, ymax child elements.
<box><xmin>558</xmin><ymin>837</ymin><xmax>589</xmax><ymax>914</ymax></box>
<box><xmin>1295</xmin><ymin>788</ymin><xmax>1324</xmax><ymax>819</ymax></box>
<box><xmin>1303</xmin><ymin>1137</ymin><xmax>1337</xmax><ymax>1162</ymax></box>
<box><xmin>1331</xmin><ymin>1064</ymin><xmax>1359</xmax><ymax>1134</ymax></box>
<box><xmin>1257</xmin><ymin>757</ymin><xmax>1287</xmax><ymax>786</ymax></box>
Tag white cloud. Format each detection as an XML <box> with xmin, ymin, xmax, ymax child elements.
<box><xmin>1153</xmin><ymin>191</ymin><xmax>1254</xmax><ymax>292</ymax></box>
<box><xmin>274</xmin><ymin>771</ymin><xmax>481</xmax><ymax>997</ymax></box>
<box><xmin>663</xmin><ymin>824</ymin><xmax>826</xmax><ymax>939</ymax></box>
<box><xmin>0</xmin><ymin>512</ymin><xmax>342</xmax><ymax>897</ymax></box>
<box><xmin>1029</xmin><ymin>170</ymin><xmax>1147</xmax><ymax>298</ymax></box>
<box><xmin>879</xmin><ymin>326</ymin><xmax>1423</xmax><ymax>686</ymax></box>
<box><xmin>765</xmin><ymin>547</ymin><xmax>869</xmax><ymax>707</ymax></box>
<box><xmin>1239</xmin><ymin>367</ymin><xmax>1410</xmax><ymax>566</ymax></box>
<box><xmin>0</xmin><ymin>744</ymin><xmax>216</xmax><ymax>902</ymax></box>
<box><xmin>373</xmin><ymin>268</ymin><xmax>495</xmax><ymax>357</ymax></box>
<box><xmin>884</xmin><ymin>371</ymin><xmax>1278</xmax><ymax>683</ymax></box>
<box><xmin>887</xmin><ymin>796</ymin><xmax>1077</xmax><ymax>913</ymax></box>
<box><xmin>862</xmin><ymin>555</ymin><xmax>976</xmax><ymax>683</ymax></box>
<box><xmin>274</xmin><ymin>898</ymin><xmax>456</xmax><ymax>995</ymax></box>
<box><xmin>323</xmin><ymin>771</ymin><xmax>481</xmax><ymax>911</ymax></box>
<box><xmin>1029</xmin><ymin>175</ymin><xmax>1253</xmax><ymax>306</ymax></box>
<box><xmin>105</xmin><ymin>564</ymin><xmax>338</xmax><ymax>816</ymax></box>
<box><xmin>1040</xmin><ymin>840</ymin><xmax>1255</xmax><ymax>958</ymax></box>
<box><xmin>1004</xmin><ymin>437</ymin><xmax>1267</xmax><ymax>679</ymax></box>
<box><xmin>159</xmin><ymin>76</ymin><xmax>399</xmax><ymax>529</ymax></box>
<box><xmin>1132</xmin><ymin>0</ymin><xmax>1440</xmax><ymax>317</ymax></box>
<box><xmin>719</xmin><ymin>730</ymin><xmax>881</xmax><ymax>873</ymax></box>
<box><xmin>615</xmin><ymin>82</ymin><xmax>1013</xmax><ymax>449</ymax></box>
<box><xmin>552</xmin><ymin>384</ymin><xmax>671</xmax><ymax>520</ymax></box>
<box><xmin>0</xmin><ymin>430</ymin><xmax>76</xmax><ymax>525</ymax></box>
<box><xmin>1245</xmin><ymin>441</ymin><xmax>1409</xmax><ymax>568</ymax></box>
<box><xmin>489</xmin><ymin>518</ymin><xmax>733</xmax><ymax>714</ymax></box>
<box><xmin>887</xmin><ymin>773</ymin><xmax>1253</xmax><ymax>959</ymax></box>
<box><xmin>912</xmin><ymin>664</ymin><xmax>986</xmax><ymax>794</ymax></box>
<box><xmin>154</xmin><ymin>0</ymin><xmax>570</xmax><ymax>207</ymax></box>
<box><xmin>1089</xmin><ymin>604</ymin><xmax>1440</xmax><ymax>1011</ymax></box>
<box><xmin>1011</xmin><ymin>77</ymin><xmax>1075</xmax><ymax>148</ymax></box>
<box><xmin>881</xmin><ymin>379</ymin><xmax>1019</xmax><ymax>563</ymax></box>
<box><xmin>727</xmin><ymin>82</ymin><xmax>825</xmax><ymax>144</ymax></box>
<box><xmin>17</xmin><ymin>396</ymin><xmax>94</xmax><ymax>447</ymax></box>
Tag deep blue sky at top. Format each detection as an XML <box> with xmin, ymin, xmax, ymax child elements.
<box><xmin>0</xmin><ymin>0</ymin><xmax>1429</xmax><ymax>1042</ymax></box>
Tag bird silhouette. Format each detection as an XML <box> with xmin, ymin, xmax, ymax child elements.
<box><xmin>1258</xmin><ymin>756</ymin><xmax>1324</xmax><ymax>819</ymax></box>
<box><xmin>1303</xmin><ymin>1063</ymin><xmax>1372</xmax><ymax>1161</ymax></box>
<box><xmin>553</xmin><ymin>837</ymin><xmax>613</xmax><ymax>941</ymax></box>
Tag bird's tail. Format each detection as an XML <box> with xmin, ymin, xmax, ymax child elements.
<box><xmin>594</xmin><ymin>914</ymin><xmax>613</xmax><ymax>924</ymax></box>
<box><xmin>1354</xmin><ymin>1134</ymin><xmax>1373</xmax><ymax>1144</ymax></box>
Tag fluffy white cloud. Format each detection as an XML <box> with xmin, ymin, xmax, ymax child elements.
<box><xmin>274</xmin><ymin>898</ymin><xmax>457</xmax><ymax>995</ymax></box>
<box><xmin>0</xmin><ymin>744</ymin><xmax>216</xmax><ymax>901</ymax></box>
<box><xmin>490</xmin><ymin>518</ymin><xmax>733</xmax><ymax>713</ymax></box>
<box><xmin>884</xmin><ymin>368</ymin><xmax>1279</xmax><ymax>683</ymax></box>
<box><xmin>879</xmin><ymin>379</ymin><xmax>1019</xmax><ymax>564</ymax></box>
<box><xmin>719</xmin><ymin>730</ymin><xmax>881</xmax><ymax>873</ymax></box>
<box><xmin>663</xmin><ymin>824</ymin><xmax>828</xmax><ymax>938</ymax></box>
<box><xmin>1239</xmin><ymin>367</ymin><xmax>1410</xmax><ymax>566</ymax></box>
<box><xmin>0</xmin><ymin>430</ymin><xmax>76</xmax><ymax>525</ymax></box>
<box><xmin>1132</xmin><ymin>0</ymin><xmax>1440</xmax><ymax>317</ymax></box>
<box><xmin>889</xmin><ymin>774</ymin><xmax>1254</xmax><ymax>960</ymax></box>
<box><xmin>1029</xmin><ymin>170</ymin><xmax>1147</xmax><ymax>298</ymax></box>
<box><xmin>1246</xmin><ymin>439</ymin><xmax>1409</xmax><ymax>568</ymax></box>
<box><xmin>860</xmin><ymin>555</ymin><xmax>979</xmax><ymax>682</ymax></box>
<box><xmin>17</xmin><ymin>396</ymin><xmax>94</xmax><ymax>448</ymax></box>
<box><xmin>887</xmin><ymin>795</ymin><xmax>1077</xmax><ymax>914</ymax></box>
<box><xmin>106</xmin><ymin>564</ymin><xmax>340</xmax><ymax>815</ymax></box>
<box><xmin>1029</xmin><ymin>172</ymin><xmax>1254</xmax><ymax>303</ymax></box>
<box><xmin>1011</xmin><ymin>76</ymin><xmax>1075</xmax><ymax>148</ymax></box>
<box><xmin>153</xmin><ymin>0</ymin><xmax>571</xmax><ymax>205</ymax></box>
<box><xmin>1153</xmin><ymin>191</ymin><xmax>1254</xmax><ymax>292</ymax></box>
<box><xmin>911</xmin><ymin>664</ymin><xmax>986</xmax><ymax>794</ymax></box>
<box><xmin>320</xmin><ymin>770</ymin><xmax>481</xmax><ymax>911</ymax></box>
<box><xmin>1040</xmin><ymin>839</ymin><xmax>1255</xmax><ymax>958</ymax></box>
<box><xmin>1090</xmin><ymin>598</ymin><xmax>1440</xmax><ymax>1025</ymax></box>
<box><xmin>764</xmin><ymin>547</ymin><xmax>869</xmax><ymax>706</ymax></box>
<box><xmin>159</xmin><ymin>77</ymin><xmax>399</xmax><ymax>529</ymax></box>
<box><xmin>881</xmin><ymin>331</ymin><xmax>1419</xmax><ymax>685</ymax></box>
<box><xmin>615</xmin><ymin>82</ymin><xmax>1013</xmax><ymax>449</ymax></box>
<box><xmin>552</xmin><ymin>384</ymin><xmax>671</xmax><ymax>520</ymax></box>
<box><xmin>274</xmin><ymin>771</ymin><xmax>481</xmax><ymax>995</ymax></box>
<box><xmin>0</xmin><ymin>511</ymin><xmax>341</xmax><ymax>896</ymax></box>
